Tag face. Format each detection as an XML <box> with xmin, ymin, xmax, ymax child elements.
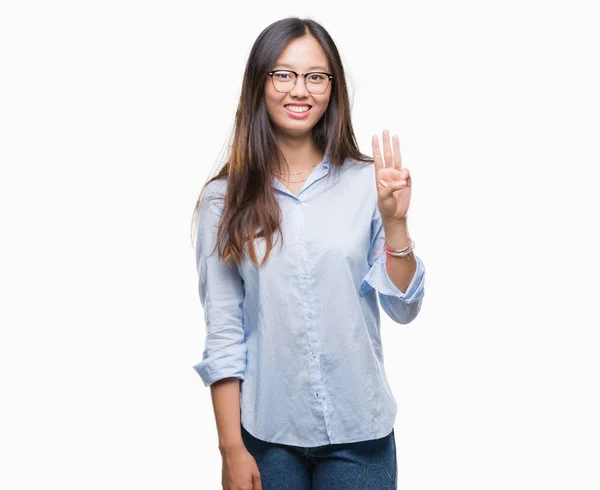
<box><xmin>264</xmin><ymin>35</ymin><xmax>332</xmax><ymax>139</ymax></box>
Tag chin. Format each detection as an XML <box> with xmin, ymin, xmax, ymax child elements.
<box><xmin>279</xmin><ymin>121</ymin><xmax>315</xmax><ymax>136</ymax></box>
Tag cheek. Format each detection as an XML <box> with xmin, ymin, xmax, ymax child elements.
<box><xmin>313</xmin><ymin>102</ymin><xmax>329</xmax><ymax>118</ymax></box>
<box><xmin>315</xmin><ymin>95</ymin><xmax>331</xmax><ymax>113</ymax></box>
<box><xmin>264</xmin><ymin>96</ymin><xmax>279</xmax><ymax>120</ymax></box>
<box><xmin>265</xmin><ymin>92</ymin><xmax>284</xmax><ymax>115</ymax></box>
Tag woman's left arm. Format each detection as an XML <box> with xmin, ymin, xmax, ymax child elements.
<box><xmin>359</xmin><ymin>205</ymin><xmax>425</xmax><ymax>324</ymax></box>
<box><xmin>359</xmin><ymin>129</ymin><xmax>426</xmax><ymax>323</ymax></box>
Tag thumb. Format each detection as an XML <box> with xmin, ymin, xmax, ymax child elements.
<box><xmin>378</xmin><ymin>178</ymin><xmax>406</xmax><ymax>198</ymax></box>
<box><xmin>252</xmin><ymin>471</ymin><xmax>263</xmax><ymax>490</ymax></box>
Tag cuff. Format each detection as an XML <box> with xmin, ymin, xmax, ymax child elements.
<box><xmin>193</xmin><ymin>342</ymin><xmax>247</xmax><ymax>387</ymax></box>
<box><xmin>359</xmin><ymin>254</ymin><xmax>425</xmax><ymax>304</ymax></box>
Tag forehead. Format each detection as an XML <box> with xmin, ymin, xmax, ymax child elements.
<box><xmin>273</xmin><ymin>36</ymin><xmax>329</xmax><ymax>71</ymax></box>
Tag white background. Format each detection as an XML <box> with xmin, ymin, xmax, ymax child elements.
<box><xmin>1</xmin><ymin>1</ymin><xmax>599</xmax><ymax>489</ymax></box>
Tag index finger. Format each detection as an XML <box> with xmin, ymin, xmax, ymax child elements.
<box><xmin>392</xmin><ymin>134</ymin><xmax>402</xmax><ymax>171</ymax></box>
<box><xmin>372</xmin><ymin>134</ymin><xmax>384</xmax><ymax>176</ymax></box>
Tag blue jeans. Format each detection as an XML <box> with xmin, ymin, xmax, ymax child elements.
<box><xmin>240</xmin><ymin>423</ymin><xmax>397</xmax><ymax>489</ymax></box>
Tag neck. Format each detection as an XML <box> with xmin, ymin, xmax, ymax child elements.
<box><xmin>276</xmin><ymin>141</ymin><xmax>324</xmax><ymax>174</ymax></box>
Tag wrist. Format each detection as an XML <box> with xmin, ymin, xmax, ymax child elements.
<box><xmin>219</xmin><ymin>441</ymin><xmax>246</xmax><ymax>455</ymax></box>
<box><xmin>382</xmin><ymin>218</ymin><xmax>410</xmax><ymax>250</ymax></box>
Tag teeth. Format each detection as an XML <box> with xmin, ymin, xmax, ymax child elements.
<box><xmin>285</xmin><ymin>105</ymin><xmax>310</xmax><ymax>112</ymax></box>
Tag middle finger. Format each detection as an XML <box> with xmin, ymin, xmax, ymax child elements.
<box><xmin>382</xmin><ymin>129</ymin><xmax>393</xmax><ymax>168</ymax></box>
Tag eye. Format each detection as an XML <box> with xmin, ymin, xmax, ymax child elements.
<box><xmin>309</xmin><ymin>73</ymin><xmax>327</xmax><ymax>82</ymax></box>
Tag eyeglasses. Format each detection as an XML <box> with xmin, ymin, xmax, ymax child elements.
<box><xmin>267</xmin><ymin>70</ymin><xmax>334</xmax><ymax>95</ymax></box>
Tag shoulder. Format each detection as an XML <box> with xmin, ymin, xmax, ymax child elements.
<box><xmin>198</xmin><ymin>177</ymin><xmax>229</xmax><ymax>222</ymax></box>
<box><xmin>341</xmin><ymin>158</ymin><xmax>379</xmax><ymax>217</ymax></box>
<box><xmin>203</xmin><ymin>177</ymin><xmax>228</xmax><ymax>198</ymax></box>
<box><xmin>200</xmin><ymin>177</ymin><xmax>228</xmax><ymax>206</ymax></box>
<box><xmin>342</xmin><ymin>157</ymin><xmax>375</xmax><ymax>178</ymax></box>
<box><xmin>340</xmin><ymin>157</ymin><xmax>377</xmax><ymax>190</ymax></box>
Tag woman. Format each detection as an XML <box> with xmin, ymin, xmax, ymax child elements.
<box><xmin>191</xmin><ymin>16</ymin><xmax>425</xmax><ymax>490</ymax></box>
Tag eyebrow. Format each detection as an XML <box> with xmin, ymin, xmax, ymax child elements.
<box><xmin>273</xmin><ymin>63</ymin><xmax>330</xmax><ymax>72</ymax></box>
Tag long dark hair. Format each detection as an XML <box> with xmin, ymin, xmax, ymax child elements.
<box><xmin>190</xmin><ymin>16</ymin><xmax>373</xmax><ymax>266</ymax></box>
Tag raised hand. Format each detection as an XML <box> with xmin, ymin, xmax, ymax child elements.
<box><xmin>372</xmin><ymin>129</ymin><xmax>412</xmax><ymax>221</ymax></box>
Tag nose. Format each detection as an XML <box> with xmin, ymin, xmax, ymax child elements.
<box><xmin>289</xmin><ymin>74</ymin><xmax>309</xmax><ymax>97</ymax></box>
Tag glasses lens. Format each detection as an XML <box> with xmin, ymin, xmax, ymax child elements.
<box><xmin>306</xmin><ymin>73</ymin><xmax>329</xmax><ymax>94</ymax></box>
<box><xmin>272</xmin><ymin>71</ymin><xmax>296</xmax><ymax>93</ymax></box>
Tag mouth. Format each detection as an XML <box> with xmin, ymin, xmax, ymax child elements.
<box><xmin>283</xmin><ymin>104</ymin><xmax>312</xmax><ymax>118</ymax></box>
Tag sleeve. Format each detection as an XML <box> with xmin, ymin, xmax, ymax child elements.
<box><xmin>359</xmin><ymin>204</ymin><xmax>426</xmax><ymax>324</ymax></box>
<box><xmin>192</xmin><ymin>182</ymin><xmax>247</xmax><ymax>386</ymax></box>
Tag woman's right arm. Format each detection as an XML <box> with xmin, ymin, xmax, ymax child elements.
<box><xmin>211</xmin><ymin>377</ymin><xmax>244</xmax><ymax>452</ymax></box>
<box><xmin>192</xmin><ymin>183</ymin><xmax>261</xmax><ymax>488</ymax></box>
<box><xmin>192</xmin><ymin>181</ymin><xmax>247</xmax><ymax>414</ymax></box>
<box><xmin>191</xmin><ymin>183</ymin><xmax>256</xmax><ymax>447</ymax></box>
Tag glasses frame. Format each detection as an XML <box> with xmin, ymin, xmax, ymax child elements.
<box><xmin>267</xmin><ymin>70</ymin><xmax>334</xmax><ymax>94</ymax></box>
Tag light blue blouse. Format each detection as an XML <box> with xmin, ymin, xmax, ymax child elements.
<box><xmin>193</xmin><ymin>154</ymin><xmax>426</xmax><ymax>447</ymax></box>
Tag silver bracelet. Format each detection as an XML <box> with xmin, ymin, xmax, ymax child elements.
<box><xmin>384</xmin><ymin>239</ymin><xmax>415</xmax><ymax>257</ymax></box>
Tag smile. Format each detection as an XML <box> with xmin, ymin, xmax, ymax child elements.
<box><xmin>283</xmin><ymin>105</ymin><xmax>312</xmax><ymax>118</ymax></box>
